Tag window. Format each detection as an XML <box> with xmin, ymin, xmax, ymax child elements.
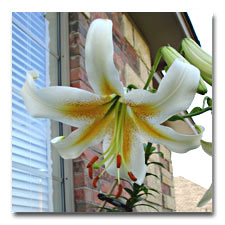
<box><xmin>12</xmin><ymin>12</ymin><xmax>72</xmax><ymax>212</ymax></box>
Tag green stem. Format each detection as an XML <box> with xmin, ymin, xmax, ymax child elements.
<box><xmin>143</xmin><ymin>47</ymin><xmax>162</xmax><ymax>90</ymax></box>
<box><xmin>182</xmin><ymin>106</ymin><xmax>212</xmax><ymax>119</ymax></box>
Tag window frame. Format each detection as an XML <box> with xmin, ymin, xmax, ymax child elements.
<box><xmin>12</xmin><ymin>12</ymin><xmax>74</xmax><ymax>213</ymax></box>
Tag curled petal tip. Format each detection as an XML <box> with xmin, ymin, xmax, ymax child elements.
<box><xmin>27</xmin><ymin>70</ymin><xmax>39</xmax><ymax>79</ymax></box>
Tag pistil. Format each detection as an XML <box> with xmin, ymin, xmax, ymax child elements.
<box><xmin>86</xmin><ymin>102</ymin><xmax>138</xmax><ymax>197</ymax></box>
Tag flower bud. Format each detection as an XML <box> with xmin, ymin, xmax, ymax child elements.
<box><xmin>161</xmin><ymin>46</ymin><xmax>208</xmax><ymax>95</ymax></box>
<box><xmin>181</xmin><ymin>38</ymin><xmax>212</xmax><ymax>86</ymax></box>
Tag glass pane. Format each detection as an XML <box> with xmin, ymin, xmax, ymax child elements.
<box><xmin>12</xmin><ymin>12</ymin><xmax>63</xmax><ymax>212</ymax></box>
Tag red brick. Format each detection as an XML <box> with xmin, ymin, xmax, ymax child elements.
<box><xmin>73</xmin><ymin>160</ymin><xmax>86</xmax><ymax>173</ymax></box>
<box><xmin>70</xmin><ymin>21</ymin><xmax>87</xmax><ymax>38</ymax></box>
<box><xmin>70</xmin><ymin>67</ymin><xmax>88</xmax><ymax>83</ymax></box>
<box><xmin>93</xmin><ymin>191</ymin><xmax>103</xmax><ymax>205</ymax></box>
<box><xmin>93</xmin><ymin>167</ymin><xmax>103</xmax><ymax>178</ymax></box>
<box><xmin>90</xmin><ymin>12</ymin><xmax>108</xmax><ymax>21</ymax></box>
<box><xmin>122</xmin><ymin>190</ymin><xmax>130</xmax><ymax>199</ymax></box>
<box><xmin>111</xmin><ymin>13</ymin><xmax>123</xmax><ymax>33</ymax></box>
<box><xmin>120</xmin><ymin>180</ymin><xmax>132</xmax><ymax>189</ymax></box>
<box><xmin>124</xmin><ymin>42</ymin><xmax>139</xmax><ymax>74</ymax></box>
<box><xmin>114</xmin><ymin>52</ymin><xmax>124</xmax><ymax>75</ymax></box>
<box><xmin>101</xmin><ymin>171</ymin><xmax>115</xmax><ymax>183</ymax></box>
<box><xmin>74</xmin><ymin>188</ymin><xmax>93</xmax><ymax>202</ymax></box>
<box><xmin>70</xmin><ymin>44</ymin><xmax>85</xmax><ymax>58</ymax></box>
<box><xmin>75</xmin><ymin>202</ymin><xmax>97</xmax><ymax>212</ymax></box>
<box><xmin>70</xmin><ymin>13</ymin><xmax>89</xmax><ymax>31</ymax></box>
<box><xmin>101</xmin><ymin>181</ymin><xmax>112</xmax><ymax>193</ymax></box>
<box><xmin>69</xmin><ymin>31</ymin><xmax>86</xmax><ymax>47</ymax></box>
<box><xmin>74</xmin><ymin>173</ymin><xmax>87</xmax><ymax>187</ymax></box>
<box><xmin>160</xmin><ymin>158</ymin><xmax>169</xmax><ymax>170</ymax></box>
<box><xmin>71</xmin><ymin>80</ymin><xmax>92</xmax><ymax>92</ymax></box>
<box><xmin>76</xmin><ymin>148</ymin><xmax>97</xmax><ymax>161</ymax></box>
<box><xmin>70</xmin><ymin>55</ymin><xmax>85</xmax><ymax>70</ymax></box>
<box><xmin>161</xmin><ymin>183</ymin><xmax>170</xmax><ymax>195</ymax></box>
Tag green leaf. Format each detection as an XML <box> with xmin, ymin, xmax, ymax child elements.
<box><xmin>148</xmin><ymin>188</ymin><xmax>160</xmax><ymax>194</ymax></box>
<box><xmin>190</xmin><ymin>106</ymin><xmax>202</xmax><ymax>114</ymax></box>
<box><xmin>145</xmin><ymin>172</ymin><xmax>160</xmax><ymax>180</ymax></box>
<box><xmin>207</xmin><ymin>97</ymin><xmax>212</xmax><ymax>107</ymax></box>
<box><xmin>124</xmin><ymin>188</ymin><xmax>134</xmax><ymax>197</ymax></box>
<box><xmin>133</xmin><ymin>204</ymin><xmax>159</xmax><ymax>211</ymax></box>
<box><xmin>168</xmin><ymin>115</ymin><xmax>184</xmax><ymax>121</ymax></box>
<box><xmin>147</xmin><ymin>161</ymin><xmax>165</xmax><ymax>168</ymax></box>
<box><xmin>137</xmin><ymin>192</ymin><xmax>155</xmax><ymax>198</ymax></box>
<box><xmin>145</xmin><ymin>142</ymin><xmax>153</xmax><ymax>164</ymax></box>
<box><xmin>133</xmin><ymin>183</ymin><xmax>141</xmax><ymax>191</ymax></box>
<box><xmin>152</xmin><ymin>151</ymin><xmax>164</xmax><ymax>158</ymax></box>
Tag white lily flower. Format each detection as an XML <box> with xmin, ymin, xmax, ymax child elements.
<box><xmin>21</xmin><ymin>19</ymin><xmax>203</xmax><ymax>197</ymax></box>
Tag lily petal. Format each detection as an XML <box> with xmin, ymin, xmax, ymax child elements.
<box><xmin>51</xmin><ymin>112</ymin><xmax>114</xmax><ymax>159</ymax></box>
<box><xmin>103</xmin><ymin>109</ymin><xmax>147</xmax><ymax>184</ymax></box>
<box><xmin>133</xmin><ymin>114</ymin><xmax>204</xmax><ymax>153</ymax></box>
<box><xmin>85</xmin><ymin>19</ymin><xmax>124</xmax><ymax>96</ymax></box>
<box><xmin>197</xmin><ymin>184</ymin><xmax>212</xmax><ymax>207</ymax></box>
<box><xmin>121</xmin><ymin>59</ymin><xmax>200</xmax><ymax>124</ymax></box>
<box><xmin>21</xmin><ymin>71</ymin><xmax>113</xmax><ymax>127</ymax></box>
<box><xmin>200</xmin><ymin>140</ymin><xmax>212</xmax><ymax>156</ymax></box>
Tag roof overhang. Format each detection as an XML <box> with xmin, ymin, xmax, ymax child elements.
<box><xmin>128</xmin><ymin>12</ymin><xmax>200</xmax><ymax>68</ymax></box>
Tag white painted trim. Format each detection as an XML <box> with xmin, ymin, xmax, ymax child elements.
<box><xmin>175</xmin><ymin>12</ymin><xmax>192</xmax><ymax>38</ymax></box>
<box><xmin>60</xmin><ymin>12</ymin><xmax>75</xmax><ymax>213</ymax></box>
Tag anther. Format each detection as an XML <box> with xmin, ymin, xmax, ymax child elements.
<box><xmin>88</xmin><ymin>167</ymin><xmax>93</xmax><ymax>179</ymax></box>
<box><xmin>87</xmin><ymin>156</ymin><xmax>99</xmax><ymax>168</ymax></box>
<box><xmin>115</xmin><ymin>184</ymin><xmax>123</xmax><ymax>198</ymax></box>
<box><xmin>93</xmin><ymin>176</ymin><xmax>99</xmax><ymax>188</ymax></box>
<box><xmin>117</xmin><ymin>154</ymin><xmax>122</xmax><ymax>168</ymax></box>
<box><xmin>128</xmin><ymin>171</ymin><xmax>137</xmax><ymax>181</ymax></box>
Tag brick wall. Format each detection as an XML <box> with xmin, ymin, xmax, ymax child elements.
<box><xmin>69</xmin><ymin>12</ymin><xmax>175</xmax><ymax>212</ymax></box>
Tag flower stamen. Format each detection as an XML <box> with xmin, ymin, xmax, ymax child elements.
<box><xmin>87</xmin><ymin>155</ymin><xmax>99</xmax><ymax>168</ymax></box>
<box><xmin>117</xmin><ymin>154</ymin><xmax>121</xmax><ymax>168</ymax></box>
<box><xmin>93</xmin><ymin>176</ymin><xmax>99</xmax><ymax>188</ymax></box>
<box><xmin>115</xmin><ymin>184</ymin><xmax>123</xmax><ymax>198</ymax></box>
<box><xmin>88</xmin><ymin>167</ymin><xmax>93</xmax><ymax>179</ymax></box>
<box><xmin>128</xmin><ymin>171</ymin><xmax>137</xmax><ymax>181</ymax></box>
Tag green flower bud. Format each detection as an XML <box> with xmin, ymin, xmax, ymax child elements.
<box><xmin>161</xmin><ymin>46</ymin><xmax>208</xmax><ymax>95</ymax></box>
<box><xmin>181</xmin><ymin>38</ymin><xmax>212</xmax><ymax>86</ymax></box>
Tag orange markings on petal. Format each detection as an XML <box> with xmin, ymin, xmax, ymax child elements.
<box><xmin>88</xmin><ymin>167</ymin><xmax>93</xmax><ymax>179</ymax></box>
<box><xmin>93</xmin><ymin>176</ymin><xmax>99</xmax><ymax>188</ymax></box>
<box><xmin>116</xmin><ymin>154</ymin><xmax>122</xmax><ymax>168</ymax></box>
<box><xmin>87</xmin><ymin>156</ymin><xmax>99</xmax><ymax>168</ymax></box>
<box><xmin>101</xmin><ymin>78</ymin><xmax>117</xmax><ymax>96</ymax></box>
<box><xmin>115</xmin><ymin>184</ymin><xmax>123</xmax><ymax>198</ymax></box>
<box><xmin>128</xmin><ymin>171</ymin><xmax>137</xmax><ymax>181</ymax></box>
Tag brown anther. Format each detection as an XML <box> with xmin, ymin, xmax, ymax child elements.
<box><xmin>87</xmin><ymin>156</ymin><xmax>99</xmax><ymax>168</ymax></box>
<box><xmin>92</xmin><ymin>176</ymin><xmax>99</xmax><ymax>188</ymax></box>
<box><xmin>115</xmin><ymin>184</ymin><xmax>123</xmax><ymax>198</ymax></box>
<box><xmin>88</xmin><ymin>167</ymin><xmax>93</xmax><ymax>179</ymax></box>
<box><xmin>117</xmin><ymin>154</ymin><xmax>122</xmax><ymax>168</ymax></box>
<box><xmin>128</xmin><ymin>171</ymin><xmax>137</xmax><ymax>181</ymax></box>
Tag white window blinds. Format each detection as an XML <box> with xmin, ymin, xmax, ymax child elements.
<box><xmin>12</xmin><ymin>12</ymin><xmax>53</xmax><ymax>212</ymax></box>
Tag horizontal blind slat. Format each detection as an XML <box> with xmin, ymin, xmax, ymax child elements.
<box><xmin>12</xmin><ymin>12</ymin><xmax>53</xmax><ymax>212</ymax></box>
